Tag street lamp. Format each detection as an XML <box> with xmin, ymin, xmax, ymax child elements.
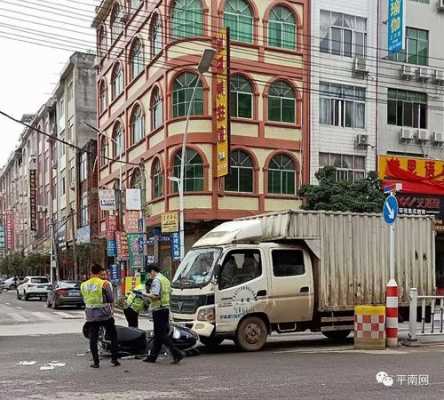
<box><xmin>171</xmin><ymin>49</ymin><xmax>216</xmax><ymax>261</ymax></box>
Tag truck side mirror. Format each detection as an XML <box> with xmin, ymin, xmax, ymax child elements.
<box><xmin>213</xmin><ymin>264</ymin><xmax>222</xmax><ymax>280</ymax></box>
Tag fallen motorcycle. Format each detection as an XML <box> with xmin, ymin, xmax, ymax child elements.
<box><xmin>83</xmin><ymin>322</ymin><xmax>200</xmax><ymax>358</ymax></box>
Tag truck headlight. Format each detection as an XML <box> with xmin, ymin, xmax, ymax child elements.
<box><xmin>197</xmin><ymin>306</ymin><xmax>215</xmax><ymax>322</ymax></box>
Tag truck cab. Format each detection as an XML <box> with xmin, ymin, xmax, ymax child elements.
<box><xmin>171</xmin><ymin>220</ymin><xmax>315</xmax><ymax>351</ymax></box>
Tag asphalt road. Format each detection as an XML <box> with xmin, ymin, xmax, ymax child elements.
<box><xmin>1</xmin><ymin>291</ymin><xmax>444</xmax><ymax>400</ymax></box>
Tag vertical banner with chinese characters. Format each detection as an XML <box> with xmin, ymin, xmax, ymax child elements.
<box><xmin>106</xmin><ymin>214</ymin><xmax>118</xmax><ymax>240</ymax></box>
<box><xmin>388</xmin><ymin>0</ymin><xmax>405</xmax><ymax>54</ymax></box>
<box><xmin>6</xmin><ymin>211</ymin><xmax>14</xmax><ymax>250</ymax></box>
<box><xmin>214</xmin><ymin>28</ymin><xmax>230</xmax><ymax>177</ymax></box>
<box><xmin>0</xmin><ymin>225</ymin><xmax>5</xmax><ymax>250</ymax></box>
<box><xmin>29</xmin><ymin>168</ymin><xmax>37</xmax><ymax>231</ymax></box>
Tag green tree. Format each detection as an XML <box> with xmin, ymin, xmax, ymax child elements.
<box><xmin>299</xmin><ymin>167</ymin><xmax>385</xmax><ymax>213</ymax></box>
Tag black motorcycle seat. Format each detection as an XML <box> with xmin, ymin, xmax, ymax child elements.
<box><xmin>114</xmin><ymin>325</ymin><xmax>146</xmax><ymax>343</ymax></box>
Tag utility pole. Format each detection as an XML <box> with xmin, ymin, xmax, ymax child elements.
<box><xmin>70</xmin><ymin>208</ymin><xmax>78</xmax><ymax>281</ymax></box>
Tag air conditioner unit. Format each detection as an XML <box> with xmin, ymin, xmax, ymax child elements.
<box><xmin>353</xmin><ymin>56</ymin><xmax>369</xmax><ymax>74</ymax></box>
<box><xmin>400</xmin><ymin>127</ymin><xmax>414</xmax><ymax>141</ymax></box>
<box><xmin>434</xmin><ymin>69</ymin><xmax>444</xmax><ymax>83</ymax></box>
<box><xmin>417</xmin><ymin>129</ymin><xmax>429</xmax><ymax>142</ymax></box>
<box><xmin>417</xmin><ymin>67</ymin><xmax>432</xmax><ymax>81</ymax></box>
<box><xmin>356</xmin><ymin>134</ymin><xmax>369</xmax><ymax>147</ymax></box>
<box><xmin>438</xmin><ymin>0</ymin><xmax>444</xmax><ymax>12</ymax></box>
<box><xmin>433</xmin><ymin>131</ymin><xmax>444</xmax><ymax>143</ymax></box>
<box><xmin>401</xmin><ymin>64</ymin><xmax>415</xmax><ymax>79</ymax></box>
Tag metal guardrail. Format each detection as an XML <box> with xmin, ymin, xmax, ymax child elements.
<box><xmin>408</xmin><ymin>288</ymin><xmax>444</xmax><ymax>341</ymax></box>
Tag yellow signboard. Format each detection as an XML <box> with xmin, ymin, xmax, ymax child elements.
<box><xmin>214</xmin><ymin>28</ymin><xmax>230</xmax><ymax>177</ymax></box>
<box><xmin>125</xmin><ymin>276</ymin><xmax>141</xmax><ymax>295</ymax></box>
<box><xmin>378</xmin><ymin>155</ymin><xmax>444</xmax><ymax>180</ymax></box>
<box><xmin>161</xmin><ymin>211</ymin><xmax>179</xmax><ymax>233</ymax></box>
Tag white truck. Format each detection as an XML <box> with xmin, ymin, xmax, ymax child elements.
<box><xmin>171</xmin><ymin>210</ymin><xmax>435</xmax><ymax>351</ymax></box>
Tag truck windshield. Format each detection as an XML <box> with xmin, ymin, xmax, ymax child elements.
<box><xmin>172</xmin><ymin>248</ymin><xmax>221</xmax><ymax>288</ymax></box>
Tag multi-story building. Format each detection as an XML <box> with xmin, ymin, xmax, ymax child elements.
<box><xmin>310</xmin><ymin>0</ymin><xmax>378</xmax><ymax>183</ymax></box>
<box><xmin>53</xmin><ymin>52</ymin><xmax>97</xmax><ymax>253</ymax></box>
<box><xmin>376</xmin><ymin>0</ymin><xmax>444</xmax><ymax>286</ymax></box>
<box><xmin>0</xmin><ymin>53</ymin><xmax>97</xmax><ymax>277</ymax></box>
<box><xmin>93</xmin><ymin>0</ymin><xmax>311</xmax><ymax>275</ymax></box>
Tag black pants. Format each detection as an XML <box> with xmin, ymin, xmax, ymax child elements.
<box><xmin>124</xmin><ymin>307</ymin><xmax>139</xmax><ymax>328</ymax></box>
<box><xmin>88</xmin><ymin>318</ymin><xmax>118</xmax><ymax>364</ymax></box>
<box><xmin>149</xmin><ymin>309</ymin><xmax>182</xmax><ymax>362</ymax></box>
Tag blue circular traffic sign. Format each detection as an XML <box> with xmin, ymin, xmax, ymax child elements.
<box><xmin>383</xmin><ymin>195</ymin><xmax>399</xmax><ymax>225</ymax></box>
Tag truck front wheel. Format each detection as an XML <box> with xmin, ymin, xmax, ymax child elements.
<box><xmin>235</xmin><ymin>316</ymin><xmax>268</xmax><ymax>352</ymax></box>
<box><xmin>322</xmin><ymin>330</ymin><xmax>351</xmax><ymax>341</ymax></box>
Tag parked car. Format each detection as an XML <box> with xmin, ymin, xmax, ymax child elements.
<box><xmin>2</xmin><ymin>277</ymin><xmax>18</xmax><ymax>290</ymax></box>
<box><xmin>17</xmin><ymin>276</ymin><xmax>50</xmax><ymax>300</ymax></box>
<box><xmin>46</xmin><ymin>280</ymin><xmax>83</xmax><ymax>309</ymax></box>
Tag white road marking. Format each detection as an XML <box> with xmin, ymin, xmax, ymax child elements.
<box><xmin>7</xmin><ymin>313</ymin><xmax>27</xmax><ymax>322</ymax></box>
<box><xmin>53</xmin><ymin>311</ymin><xmax>75</xmax><ymax>319</ymax></box>
<box><xmin>31</xmin><ymin>312</ymin><xmax>57</xmax><ymax>321</ymax></box>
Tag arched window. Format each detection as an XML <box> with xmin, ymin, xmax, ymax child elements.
<box><xmin>111</xmin><ymin>63</ymin><xmax>124</xmax><ymax>100</ymax></box>
<box><xmin>268</xmin><ymin>6</ymin><xmax>296</xmax><ymax>49</ymax></box>
<box><xmin>130</xmin><ymin>104</ymin><xmax>144</xmax><ymax>144</ymax></box>
<box><xmin>112</xmin><ymin>122</ymin><xmax>124</xmax><ymax>158</ymax></box>
<box><xmin>230</xmin><ymin>74</ymin><xmax>253</xmax><ymax>119</ymax></box>
<box><xmin>110</xmin><ymin>3</ymin><xmax>123</xmax><ymax>43</ymax></box>
<box><xmin>149</xmin><ymin>14</ymin><xmax>162</xmax><ymax>59</ymax></box>
<box><xmin>100</xmin><ymin>137</ymin><xmax>108</xmax><ymax>165</ymax></box>
<box><xmin>150</xmin><ymin>87</ymin><xmax>163</xmax><ymax>130</ymax></box>
<box><xmin>171</xmin><ymin>0</ymin><xmax>203</xmax><ymax>39</ymax></box>
<box><xmin>129</xmin><ymin>38</ymin><xmax>144</xmax><ymax>80</ymax></box>
<box><xmin>151</xmin><ymin>158</ymin><xmax>163</xmax><ymax>198</ymax></box>
<box><xmin>173</xmin><ymin>148</ymin><xmax>203</xmax><ymax>192</ymax></box>
<box><xmin>225</xmin><ymin>150</ymin><xmax>253</xmax><ymax>193</ymax></box>
<box><xmin>98</xmin><ymin>80</ymin><xmax>107</xmax><ymax>114</ymax></box>
<box><xmin>172</xmin><ymin>72</ymin><xmax>203</xmax><ymax>117</ymax></box>
<box><xmin>98</xmin><ymin>25</ymin><xmax>106</xmax><ymax>57</ymax></box>
<box><xmin>224</xmin><ymin>0</ymin><xmax>253</xmax><ymax>43</ymax></box>
<box><xmin>268</xmin><ymin>154</ymin><xmax>296</xmax><ymax>195</ymax></box>
<box><xmin>130</xmin><ymin>168</ymin><xmax>142</xmax><ymax>189</ymax></box>
<box><xmin>268</xmin><ymin>80</ymin><xmax>295</xmax><ymax>123</ymax></box>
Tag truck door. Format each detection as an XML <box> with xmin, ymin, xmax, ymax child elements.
<box><xmin>268</xmin><ymin>248</ymin><xmax>314</xmax><ymax>323</ymax></box>
<box><xmin>215</xmin><ymin>248</ymin><xmax>267</xmax><ymax>333</ymax></box>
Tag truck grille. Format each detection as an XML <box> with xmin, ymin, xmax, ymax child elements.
<box><xmin>170</xmin><ymin>294</ymin><xmax>214</xmax><ymax>314</ymax></box>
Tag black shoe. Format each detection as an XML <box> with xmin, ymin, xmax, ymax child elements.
<box><xmin>90</xmin><ymin>363</ymin><xmax>99</xmax><ymax>368</ymax></box>
<box><xmin>111</xmin><ymin>360</ymin><xmax>120</xmax><ymax>367</ymax></box>
<box><xmin>171</xmin><ymin>352</ymin><xmax>184</xmax><ymax>365</ymax></box>
<box><xmin>142</xmin><ymin>357</ymin><xmax>155</xmax><ymax>363</ymax></box>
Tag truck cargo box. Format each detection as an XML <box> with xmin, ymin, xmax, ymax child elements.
<box><xmin>234</xmin><ymin>210</ymin><xmax>435</xmax><ymax>311</ymax></box>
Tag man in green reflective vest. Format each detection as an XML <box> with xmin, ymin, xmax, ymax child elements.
<box><xmin>124</xmin><ymin>284</ymin><xmax>147</xmax><ymax>328</ymax></box>
<box><xmin>143</xmin><ymin>264</ymin><xmax>184</xmax><ymax>364</ymax></box>
<box><xmin>81</xmin><ymin>263</ymin><xmax>120</xmax><ymax>368</ymax></box>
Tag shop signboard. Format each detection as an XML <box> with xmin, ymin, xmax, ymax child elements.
<box><xmin>214</xmin><ymin>28</ymin><xmax>231</xmax><ymax>177</ymax></box>
<box><xmin>126</xmin><ymin>211</ymin><xmax>140</xmax><ymax>233</ymax></box>
<box><xmin>128</xmin><ymin>233</ymin><xmax>144</xmax><ymax>269</ymax></box>
<box><xmin>99</xmin><ymin>189</ymin><xmax>117</xmax><ymax>210</ymax></box>
<box><xmin>29</xmin><ymin>168</ymin><xmax>37</xmax><ymax>231</ymax></box>
<box><xmin>388</xmin><ymin>0</ymin><xmax>405</xmax><ymax>54</ymax></box>
<box><xmin>171</xmin><ymin>232</ymin><xmax>181</xmax><ymax>261</ymax></box>
<box><xmin>161</xmin><ymin>211</ymin><xmax>179</xmax><ymax>233</ymax></box>
<box><xmin>107</xmin><ymin>240</ymin><xmax>117</xmax><ymax>257</ymax></box>
<box><xmin>0</xmin><ymin>225</ymin><xmax>5</xmax><ymax>249</ymax></box>
<box><xmin>106</xmin><ymin>215</ymin><xmax>118</xmax><ymax>240</ymax></box>
<box><xmin>125</xmin><ymin>188</ymin><xmax>142</xmax><ymax>210</ymax></box>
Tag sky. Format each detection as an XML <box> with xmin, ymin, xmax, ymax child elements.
<box><xmin>0</xmin><ymin>0</ymin><xmax>98</xmax><ymax>167</ymax></box>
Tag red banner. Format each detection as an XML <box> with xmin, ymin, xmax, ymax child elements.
<box><xmin>29</xmin><ymin>169</ymin><xmax>37</xmax><ymax>231</ymax></box>
<box><xmin>106</xmin><ymin>215</ymin><xmax>118</xmax><ymax>240</ymax></box>
<box><xmin>125</xmin><ymin>211</ymin><xmax>139</xmax><ymax>233</ymax></box>
<box><xmin>6</xmin><ymin>211</ymin><xmax>14</xmax><ymax>250</ymax></box>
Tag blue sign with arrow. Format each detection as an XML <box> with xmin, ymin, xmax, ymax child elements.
<box><xmin>383</xmin><ymin>195</ymin><xmax>399</xmax><ymax>225</ymax></box>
